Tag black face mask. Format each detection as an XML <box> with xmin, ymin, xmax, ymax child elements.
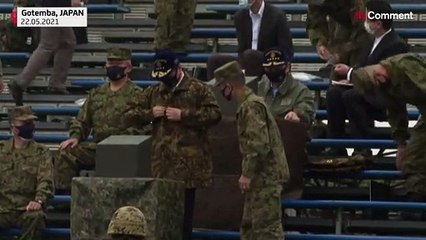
<box><xmin>160</xmin><ymin>72</ymin><xmax>179</xmax><ymax>89</ymax></box>
<box><xmin>16</xmin><ymin>123</ymin><xmax>35</xmax><ymax>140</ymax></box>
<box><xmin>221</xmin><ymin>85</ymin><xmax>233</xmax><ymax>101</ymax></box>
<box><xmin>266</xmin><ymin>69</ymin><xmax>286</xmax><ymax>83</ymax></box>
<box><xmin>106</xmin><ymin>66</ymin><xmax>127</xmax><ymax>81</ymax></box>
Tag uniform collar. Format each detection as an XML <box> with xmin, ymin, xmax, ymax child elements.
<box><xmin>236</xmin><ymin>86</ymin><xmax>255</xmax><ymax>114</ymax></box>
<box><xmin>264</xmin><ymin>73</ymin><xmax>294</xmax><ymax>96</ymax></box>
<box><xmin>3</xmin><ymin>138</ymin><xmax>36</xmax><ymax>152</ymax></box>
<box><xmin>159</xmin><ymin>72</ymin><xmax>190</xmax><ymax>93</ymax></box>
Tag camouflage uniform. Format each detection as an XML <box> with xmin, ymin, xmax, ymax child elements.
<box><xmin>307</xmin><ymin>0</ymin><xmax>371</xmax><ymax>79</ymax></box>
<box><xmin>0</xmin><ymin>0</ymin><xmax>38</xmax><ymax>52</ymax></box>
<box><xmin>0</xmin><ymin>106</ymin><xmax>54</xmax><ymax>240</ymax></box>
<box><xmin>107</xmin><ymin>206</ymin><xmax>147</xmax><ymax>240</ymax></box>
<box><xmin>154</xmin><ymin>0</ymin><xmax>196</xmax><ymax>52</ymax></box>
<box><xmin>213</xmin><ymin>61</ymin><xmax>290</xmax><ymax>240</ymax></box>
<box><xmin>124</xmin><ymin>49</ymin><xmax>221</xmax><ymax>240</ymax></box>
<box><xmin>54</xmin><ymin>48</ymin><xmax>148</xmax><ymax>191</ymax></box>
<box><xmin>126</xmin><ymin>52</ymin><xmax>221</xmax><ymax>189</ymax></box>
<box><xmin>351</xmin><ymin>53</ymin><xmax>426</xmax><ymax>195</ymax></box>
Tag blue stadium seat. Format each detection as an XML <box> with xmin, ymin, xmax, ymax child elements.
<box><xmin>191</xmin><ymin>28</ymin><xmax>426</xmax><ymax>39</ymax></box>
<box><xmin>2</xmin><ymin>228</ymin><xmax>70</xmax><ymax>237</ymax></box>
<box><xmin>304</xmin><ymin>170</ymin><xmax>403</xmax><ymax>180</ymax></box>
<box><xmin>309</xmin><ymin>139</ymin><xmax>396</xmax><ymax>148</ymax></box>
<box><xmin>0</xmin><ymin>52</ymin><xmax>31</xmax><ymax>59</ymax></box>
<box><xmin>2</xmin><ymin>52</ymin><xmax>425</xmax><ymax>63</ymax></box>
<box><xmin>282</xmin><ymin>199</ymin><xmax>426</xmax><ymax>210</ymax></box>
<box><xmin>71</xmin><ymin>79</ymin><xmax>327</xmax><ymax>90</ymax></box>
<box><xmin>0</xmin><ymin>4</ymin><xmax>130</xmax><ymax>13</ymax></box>
<box><xmin>316</xmin><ymin>109</ymin><xmax>420</xmax><ymax>120</ymax></box>
<box><xmin>2</xmin><ymin>229</ymin><xmax>426</xmax><ymax>239</ymax></box>
<box><xmin>206</xmin><ymin>3</ymin><xmax>426</xmax><ymax>14</ymax></box>
<box><xmin>132</xmin><ymin>52</ymin><xmax>426</xmax><ymax>63</ymax></box>
<box><xmin>192</xmin><ymin>230</ymin><xmax>426</xmax><ymax>240</ymax></box>
<box><xmin>53</xmin><ymin>195</ymin><xmax>426</xmax><ymax>210</ymax></box>
<box><xmin>0</xmin><ymin>133</ymin><xmax>91</xmax><ymax>142</ymax></box>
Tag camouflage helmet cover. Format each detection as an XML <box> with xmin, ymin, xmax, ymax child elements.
<box><xmin>107</xmin><ymin>206</ymin><xmax>147</xmax><ymax>237</ymax></box>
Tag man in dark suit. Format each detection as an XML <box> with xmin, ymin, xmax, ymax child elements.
<box><xmin>8</xmin><ymin>0</ymin><xmax>79</xmax><ymax>106</ymax></box>
<box><xmin>206</xmin><ymin>0</ymin><xmax>293</xmax><ymax>80</ymax></box>
<box><xmin>329</xmin><ymin>0</ymin><xmax>409</xmax><ymax>158</ymax></box>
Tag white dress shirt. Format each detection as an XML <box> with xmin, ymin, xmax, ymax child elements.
<box><xmin>347</xmin><ymin>28</ymin><xmax>392</xmax><ymax>81</ymax></box>
<box><xmin>249</xmin><ymin>1</ymin><xmax>265</xmax><ymax>50</ymax></box>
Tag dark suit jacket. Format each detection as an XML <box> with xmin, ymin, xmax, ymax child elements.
<box><xmin>351</xmin><ymin>29</ymin><xmax>409</xmax><ymax>108</ymax></box>
<box><xmin>233</xmin><ymin>3</ymin><xmax>294</xmax><ymax>58</ymax></box>
<box><xmin>358</xmin><ymin>29</ymin><xmax>409</xmax><ymax>67</ymax></box>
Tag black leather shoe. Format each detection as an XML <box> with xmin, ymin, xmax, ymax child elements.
<box><xmin>8</xmin><ymin>81</ymin><xmax>24</xmax><ymax>106</ymax></box>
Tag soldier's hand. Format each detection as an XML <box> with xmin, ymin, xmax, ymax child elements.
<box><xmin>26</xmin><ymin>201</ymin><xmax>42</xmax><ymax>211</ymax></box>
<box><xmin>153</xmin><ymin>106</ymin><xmax>166</xmax><ymax>118</ymax></box>
<box><xmin>284</xmin><ymin>111</ymin><xmax>300</xmax><ymax>122</ymax></box>
<box><xmin>396</xmin><ymin>144</ymin><xmax>407</xmax><ymax>170</ymax></box>
<box><xmin>59</xmin><ymin>138</ymin><xmax>79</xmax><ymax>150</ymax></box>
<box><xmin>317</xmin><ymin>45</ymin><xmax>331</xmax><ymax>60</ymax></box>
<box><xmin>238</xmin><ymin>175</ymin><xmax>251</xmax><ymax>193</ymax></box>
<box><xmin>334</xmin><ymin>64</ymin><xmax>350</xmax><ymax>76</ymax></box>
<box><xmin>0</xmin><ymin>81</ymin><xmax>4</xmax><ymax>93</ymax></box>
<box><xmin>166</xmin><ymin>107</ymin><xmax>182</xmax><ymax>121</ymax></box>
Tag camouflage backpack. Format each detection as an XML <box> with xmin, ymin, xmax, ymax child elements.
<box><xmin>306</xmin><ymin>155</ymin><xmax>369</xmax><ymax>173</ymax></box>
<box><xmin>0</xmin><ymin>0</ymin><xmax>39</xmax><ymax>52</ymax></box>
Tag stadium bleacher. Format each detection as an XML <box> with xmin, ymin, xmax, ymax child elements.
<box><xmin>1</xmin><ymin>0</ymin><xmax>426</xmax><ymax>239</ymax></box>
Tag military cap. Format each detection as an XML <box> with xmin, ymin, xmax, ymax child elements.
<box><xmin>107</xmin><ymin>206</ymin><xmax>147</xmax><ymax>237</ymax></box>
<box><xmin>107</xmin><ymin>47</ymin><xmax>132</xmax><ymax>61</ymax></box>
<box><xmin>8</xmin><ymin>106</ymin><xmax>37</xmax><ymax>121</ymax></box>
<box><xmin>263</xmin><ymin>48</ymin><xmax>290</xmax><ymax>67</ymax></box>
<box><xmin>151</xmin><ymin>49</ymin><xmax>179</xmax><ymax>79</ymax></box>
<box><xmin>210</xmin><ymin>60</ymin><xmax>243</xmax><ymax>87</ymax></box>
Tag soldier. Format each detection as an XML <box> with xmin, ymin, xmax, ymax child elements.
<box><xmin>123</xmin><ymin>49</ymin><xmax>221</xmax><ymax>239</ymax></box>
<box><xmin>107</xmin><ymin>206</ymin><xmax>147</xmax><ymax>240</ymax></box>
<box><xmin>0</xmin><ymin>106</ymin><xmax>54</xmax><ymax>240</ymax></box>
<box><xmin>8</xmin><ymin>0</ymin><xmax>80</xmax><ymax>106</ymax></box>
<box><xmin>258</xmin><ymin>47</ymin><xmax>315</xmax><ymax>125</ymax></box>
<box><xmin>154</xmin><ymin>0</ymin><xmax>196</xmax><ymax>52</ymax></box>
<box><xmin>211</xmin><ymin>61</ymin><xmax>289</xmax><ymax>239</ymax></box>
<box><xmin>54</xmin><ymin>47</ymin><xmax>148</xmax><ymax>195</ymax></box>
<box><xmin>306</xmin><ymin>0</ymin><xmax>371</xmax><ymax>79</ymax></box>
<box><xmin>340</xmin><ymin>53</ymin><xmax>426</xmax><ymax>204</ymax></box>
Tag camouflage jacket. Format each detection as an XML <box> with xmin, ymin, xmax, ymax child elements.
<box><xmin>258</xmin><ymin>74</ymin><xmax>315</xmax><ymax>125</ymax></box>
<box><xmin>351</xmin><ymin>53</ymin><xmax>426</xmax><ymax>144</ymax></box>
<box><xmin>306</xmin><ymin>0</ymin><xmax>371</xmax><ymax>64</ymax></box>
<box><xmin>236</xmin><ymin>87</ymin><xmax>290</xmax><ymax>186</ymax></box>
<box><xmin>125</xmin><ymin>74</ymin><xmax>222</xmax><ymax>188</ymax></box>
<box><xmin>0</xmin><ymin>139</ymin><xmax>54</xmax><ymax>213</ymax></box>
<box><xmin>70</xmin><ymin>81</ymin><xmax>149</xmax><ymax>143</ymax></box>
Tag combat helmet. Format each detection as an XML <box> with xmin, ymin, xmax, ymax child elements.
<box><xmin>107</xmin><ymin>206</ymin><xmax>147</xmax><ymax>237</ymax></box>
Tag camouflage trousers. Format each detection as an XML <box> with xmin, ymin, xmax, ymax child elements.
<box><xmin>402</xmin><ymin>116</ymin><xmax>426</xmax><ymax>195</ymax></box>
<box><xmin>240</xmin><ymin>184</ymin><xmax>284</xmax><ymax>240</ymax></box>
<box><xmin>54</xmin><ymin>141</ymin><xmax>96</xmax><ymax>191</ymax></box>
<box><xmin>154</xmin><ymin>0</ymin><xmax>196</xmax><ymax>52</ymax></box>
<box><xmin>0</xmin><ymin>210</ymin><xmax>45</xmax><ymax>240</ymax></box>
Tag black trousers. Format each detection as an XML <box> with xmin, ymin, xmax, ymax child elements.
<box><xmin>326</xmin><ymin>86</ymin><xmax>386</xmax><ymax>150</ymax></box>
<box><xmin>183</xmin><ymin>188</ymin><xmax>196</xmax><ymax>240</ymax></box>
